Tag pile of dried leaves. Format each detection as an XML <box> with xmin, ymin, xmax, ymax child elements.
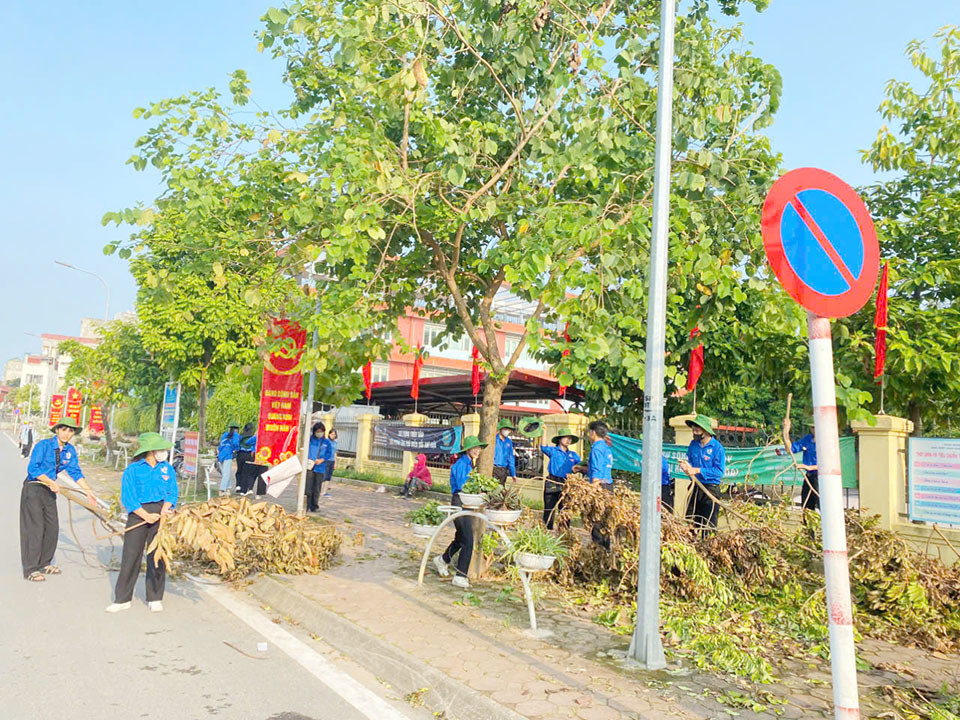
<box><xmin>551</xmin><ymin>478</ymin><xmax>960</xmax><ymax>681</ymax></box>
<box><xmin>148</xmin><ymin>496</ymin><xmax>343</xmax><ymax>581</ymax></box>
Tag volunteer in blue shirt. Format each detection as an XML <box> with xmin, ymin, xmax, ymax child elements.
<box><xmin>305</xmin><ymin>422</ymin><xmax>326</xmax><ymax>511</ymax></box>
<box><xmin>217</xmin><ymin>423</ymin><xmax>241</xmax><ymax>495</ymax></box>
<box><xmin>433</xmin><ymin>435</ymin><xmax>486</xmax><ymax>589</ymax></box>
<box><xmin>319</xmin><ymin>429</ymin><xmax>338</xmax><ymax>498</ymax></box>
<box><xmin>20</xmin><ymin>417</ymin><xmax>95</xmax><ymax>582</ymax></box>
<box><xmin>106</xmin><ymin>432</ymin><xmax>179</xmax><ymax>613</ymax></box>
<box><xmin>584</xmin><ymin>421</ymin><xmax>615</xmax><ymax>548</ymax></box>
<box><xmin>492</xmin><ymin>419</ymin><xmax>517</xmax><ymax>485</ymax></box>
<box><xmin>678</xmin><ymin>414</ymin><xmax>726</xmax><ymax>531</ymax></box>
<box><xmin>236</xmin><ymin>422</ymin><xmax>258</xmax><ymax>495</ymax></box>
<box><xmin>540</xmin><ymin>429</ymin><xmax>581</xmax><ymax>529</ymax></box>
<box><xmin>783</xmin><ymin>416</ymin><xmax>818</xmax><ymax>513</ymax></box>
<box><xmin>661</xmin><ymin>456</ymin><xmax>675</xmax><ymax>513</ymax></box>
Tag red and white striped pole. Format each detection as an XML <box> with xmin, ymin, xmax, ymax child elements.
<box><xmin>807</xmin><ymin>311</ymin><xmax>860</xmax><ymax>719</ymax></box>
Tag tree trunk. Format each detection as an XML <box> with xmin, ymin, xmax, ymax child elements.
<box><xmin>909</xmin><ymin>401</ymin><xmax>923</xmax><ymax>437</ymax></box>
<box><xmin>102</xmin><ymin>405</ymin><xmax>116</xmax><ymax>456</ymax></box>
<box><xmin>476</xmin><ymin>375</ymin><xmax>508</xmax><ymax>475</ymax></box>
<box><xmin>198</xmin><ymin>369</ymin><xmax>208</xmax><ymax>450</ymax></box>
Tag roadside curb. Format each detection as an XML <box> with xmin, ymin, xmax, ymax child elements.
<box><xmin>245</xmin><ymin>574</ymin><xmax>527</xmax><ymax>720</ymax></box>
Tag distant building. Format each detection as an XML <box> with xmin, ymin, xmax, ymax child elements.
<box><xmin>3</xmin><ymin>357</ymin><xmax>23</xmax><ymax>385</ymax></box>
<box><xmin>18</xmin><ymin>321</ymin><xmax>102</xmax><ymax>420</ymax></box>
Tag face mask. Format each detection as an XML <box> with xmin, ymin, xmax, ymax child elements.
<box><xmin>155</xmin><ymin>450</ymin><xmax>169</xmax><ymax>462</ymax></box>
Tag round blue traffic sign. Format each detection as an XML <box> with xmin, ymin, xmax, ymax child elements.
<box><xmin>762</xmin><ymin>168</ymin><xmax>880</xmax><ymax>318</ymax></box>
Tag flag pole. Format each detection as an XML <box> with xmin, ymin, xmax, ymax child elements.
<box><xmin>692</xmin><ymin>387</ymin><xmax>697</xmax><ymax>415</ymax></box>
<box><xmin>879</xmin><ymin>375</ymin><xmax>885</xmax><ymax>415</ymax></box>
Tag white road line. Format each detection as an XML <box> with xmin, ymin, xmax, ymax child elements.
<box><xmin>200</xmin><ymin>582</ymin><xmax>413</xmax><ymax>720</ymax></box>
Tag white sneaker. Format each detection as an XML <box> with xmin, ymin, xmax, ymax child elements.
<box><xmin>105</xmin><ymin>602</ymin><xmax>131</xmax><ymax>613</ymax></box>
<box><xmin>148</xmin><ymin>601</ymin><xmax>164</xmax><ymax>612</ymax></box>
<box><xmin>433</xmin><ymin>555</ymin><xmax>450</xmax><ymax>578</ymax></box>
<box><xmin>452</xmin><ymin>575</ymin><xmax>470</xmax><ymax>589</ymax></box>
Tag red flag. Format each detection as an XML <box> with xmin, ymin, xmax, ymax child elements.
<box><xmin>362</xmin><ymin>362</ymin><xmax>373</xmax><ymax>400</ymax></box>
<box><xmin>558</xmin><ymin>323</ymin><xmax>571</xmax><ymax>396</ymax></box>
<box><xmin>685</xmin><ymin>327</ymin><xmax>704</xmax><ymax>391</ymax></box>
<box><xmin>471</xmin><ymin>346</ymin><xmax>481</xmax><ymax>395</ymax></box>
<box><xmin>411</xmin><ymin>345</ymin><xmax>423</xmax><ymax>400</ymax></box>
<box><xmin>874</xmin><ymin>262</ymin><xmax>889</xmax><ymax>381</ymax></box>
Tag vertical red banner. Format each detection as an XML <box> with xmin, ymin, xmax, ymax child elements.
<box><xmin>88</xmin><ymin>405</ymin><xmax>105</xmax><ymax>433</ymax></box>
<box><xmin>49</xmin><ymin>394</ymin><xmax>65</xmax><ymax>426</ymax></box>
<box><xmin>255</xmin><ymin>319</ymin><xmax>306</xmax><ymax>466</ymax></box>
<box><xmin>65</xmin><ymin>387</ymin><xmax>83</xmax><ymax>424</ymax></box>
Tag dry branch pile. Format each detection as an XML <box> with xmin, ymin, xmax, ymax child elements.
<box><xmin>147</xmin><ymin>496</ymin><xmax>343</xmax><ymax>581</ymax></box>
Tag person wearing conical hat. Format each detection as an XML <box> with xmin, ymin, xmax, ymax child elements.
<box><xmin>678</xmin><ymin>414</ymin><xmax>726</xmax><ymax>531</ymax></box>
<box><xmin>20</xmin><ymin>417</ymin><xmax>95</xmax><ymax>582</ymax></box>
<box><xmin>540</xmin><ymin>428</ymin><xmax>581</xmax><ymax>530</ymax></box>
<box><xmin>433</xmin><ymin>435</ymin><xmax>486</xmax><ymax>589</ymax></box>
<box><xmin>106</xmin><ymin>433</ymin><xmax>179</xmax><ymax>613</ymax></box>
<box><xmin>492</xmin><ymin>418</ymin><xmax>517</xmax><ymax>485</ymax></box>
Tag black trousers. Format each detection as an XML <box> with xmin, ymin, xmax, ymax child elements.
<box><xmin>686</xmin><ymin>482</ymin><xmax>720</xmax><ymax>531</ymax></box>
<box><xmin>662</xmin><ymin>483</ymin><xmax>675</xmax><ymax>514</ymax></box>
<box><xmin>235</xmin><ymin>450</ymin><xmax>254</xmax><ymax>491</ymax></box>
<box><xmin>801</xmin><ymin>471</ymin><xmax>820</xmax><ymax>513</ymax></box>
<box><xmin>492</xmin><ymin>466</ymin><xmax>509</xmax><ymax>484</ymax></box>
<box><xmin>239</xmin><ymin>462</ymin><xmax>267</xmax><ymax>495</ymax></box>
<box><xmin>543</xmin><ymin>476</ymin><xmax>565</xmax><ymax>530</ymax></box>
<box><xmin>442</xmin><ymin>494</ymin><xmax>474</xmax><ymax>578</ymax></box>
<box><xmin>115</xmin><ymin>502</ymin><xmax>166</xmax><ymax>603</ymax></box>
<box><xmin>591</xmin><ymin>482</ymin><xmax>614</xmax><ymax>549</ymax></box>
<box><xmin>20</xmin><ymin>483</ymin><xmax>59</xmax><ymax>578</ymax></box>
<box><xmin>320</xmin><ymin>462</ymin><xmax>335</xmax><ymax>493</ymax></box>
<box><xmin>305</xmin><ymin>470</ymin><xmax>321</xmax><ymax>510</ymax></box>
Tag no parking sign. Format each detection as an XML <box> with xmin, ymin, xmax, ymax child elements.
<box><xmin>762</xmin><ymin>167</ymin><xmax>879</xmax><ymax>318</ymax></box>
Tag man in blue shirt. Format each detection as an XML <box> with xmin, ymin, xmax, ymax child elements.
<box><xmin>540</xmin><ymin>428</ymin><xmax>581</xmax><ymax>529</ymax></box>
<box><xmin>493</xmin><ymin>419</ymin><xmax>517</xmax><ymax>485</ymax></box>
<box><xmin>217</xmin><ymin>424</ymin><xmax>241</xmax><ymax>495</ymax></box>
<box><xmin>679</xmin><ymin>414</ymin><xmax>726</xmax><ymax>532</ymax></box>
<box><xmin>106</xmin><ymin>432</ymin><xmax>179</xmax><ymax>613</ymax></box>
<box><xmin>434</xmin><ymin>435</ymin><xmax>486</xmax><ymax>589</ymax></box>
<box><xmin>585</xmin><ymin>421</ymin><xmax>615</xmax><ymax>548</ymax></box>
<box><xmin>783</xmin><ymin>417</ymin><xmax>818</xmax><ymax>514</ymax></box>
<box><xmin>20</xmin><ymin>417</ymin><xmax>96</xmax><ymax>581</ymax></box>
<box><xmin>236</xmin><ymin>422</ymin><xmax>258</xmax><ymax>495</ymax></box>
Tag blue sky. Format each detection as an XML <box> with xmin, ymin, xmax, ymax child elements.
<box><xmin>1</xmin><ymin>1</ymin><xmax>955</xmax><ymax>370</ymax></box>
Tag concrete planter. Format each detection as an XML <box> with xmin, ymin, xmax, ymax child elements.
<box><xmin>516</xmin><ymin>552</ymin><xmax>556</xmax><ymax>572</ymax></box>
<box><xmin>483</xmin><ymin>508</ymin><xmax>522</xmax><ymax>525</ymax></box>
<box><xmin>458</xmin><ymin>493</ymin><xmax>485</xmax><ymax>509</ymax></box>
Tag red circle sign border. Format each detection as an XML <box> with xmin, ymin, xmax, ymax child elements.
<box><xmin>761</xmin><ymin>167</ymin><xmax>880</xmax><ymax>318</ymax></box>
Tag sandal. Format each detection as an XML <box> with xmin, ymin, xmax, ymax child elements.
<box><xmin>42</xmin><ymin>565</ymin><xmax>61</xmax><ymax>575</ymax></box>
<box><xmin>27</xmin><ymin>571</ymin><xmax>45</xmax><ymax>582</ymax></box>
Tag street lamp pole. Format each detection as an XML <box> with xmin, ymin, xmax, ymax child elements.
<box><xmin>629</xmin><ymin>0</ymin><xmax>676</xmax><ymax>670</ymax></box>
<box><xmin>54</xmin><ymin>261</ymin><xmax>110</xmax><ymax>321</ymax></box>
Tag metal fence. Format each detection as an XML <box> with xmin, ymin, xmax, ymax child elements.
<box><xmin>334</xmin><ymin>421</ymin><xmax>359</xmax><ymax>458</ymax></box>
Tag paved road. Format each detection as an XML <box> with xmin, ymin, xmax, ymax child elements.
<box><xmin>0</xmin><ymin>433</ymin><xmax>419</xmax><ymax>720</ymax></box>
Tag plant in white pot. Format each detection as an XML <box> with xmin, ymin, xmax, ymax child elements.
<box><xmin>484</xmin><ymin>484</ymin><xmax>523</xmax><ymax>525</ymax></box>
<box><xmin>510</xmin><ymin>525</ymin><xmax>569</xmax><ymax>572</ymax></box>
<box><xmin>459</xmin><ymin>472</ymin><xmax>499</xmax><ymax>509</ymax></box>
<box><xmin>406</xmin><ymin>500</ymin><xmax>445</xmax><ymax>538</ymax></box>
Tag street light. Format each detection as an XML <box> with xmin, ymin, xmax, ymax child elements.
<box><xmin>54</xmin><ymin>260</ymin><xmax>110</xmax><ymax>321</ymax></box>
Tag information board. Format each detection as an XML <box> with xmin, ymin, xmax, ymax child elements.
<box><xmin>909</xmin><ymin>437</ymin><xmax>960</xmax><ymax>527</ymax></box>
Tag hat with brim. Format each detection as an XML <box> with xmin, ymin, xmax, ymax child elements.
<box><xmin>551</xmin><ymin>428</ymin><xmax>580</xmax><ymax>444</ymax></box>
<box><xmin>51</xmin><ymin>417</ymin><xmax>82</xmax><ymax>434</ymax></box>
<box><xmin>685</xmin><ymin>414</ymin><xmax>716</xmax><ymax>435</ymax></box>
<box><xmin>460</xmin><ymin>435</ymin><xmax>487</xmax><ymax>452</ymax></box>
<box><xmin>497</xmin><ymin>418</ymin><xmax>517</xmax><ymax>431</ymax></box>
<box><xmin>134</xmin><ymin>432</ymin><xmax>173</xmax><ymax>458</ymax></box>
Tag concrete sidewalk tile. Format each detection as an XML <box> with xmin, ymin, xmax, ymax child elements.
<box><xmin>515</xmin><ymin>699</ymin><xmax>563</xmax><ymax>717</ymax></box>
<box><xmin>576</xmin><ymin>705</ymin><xmax>622</xmax><ymax>720</ymax></box>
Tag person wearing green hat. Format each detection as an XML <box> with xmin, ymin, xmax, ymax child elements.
<box><xmin>539</xmin><ymin>428</ymin><xmax>581</xmax><ymax>530</ymax></box>
<box><xmin>678</xmin><ymin>414</ymin><xmax>726</xmax><ymax>531</ymax></box>
<box><xmin>433</xmin><ymin>435</ymin><xmax>486</xmax><ymax>588</ymax></box>
<box><xmin>106</xmin><ymin>432</ymin><xmax>179</xmax><ymax>613</ymax></box>
<box><xmin>20</xmin><ymin>416</ymin><xmax>95</xmax><ymax>582</ymax></box>
<box><xmin>492</xmin><ymin>418</ymin><xmax>517</xmax><ymax>485</ymax></box>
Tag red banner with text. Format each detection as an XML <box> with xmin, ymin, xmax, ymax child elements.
<box><xmin>88</xmin><ymin>405</ymin><xmax>104</xmax><ymax>434</ymax></box>
<box><xmin>255</xmin><ymin>319</ymin><xmax>306</xmax><ymax>467</ymax></box>
<box><xmin>66</xmin><ymin>387</ymin><xmax>83</xmax><ymax>425</ymax></box>
<box><xmin>49</xmin><ymin>394</ymin><xmax>65</xmax><ymax>426</ymax></box>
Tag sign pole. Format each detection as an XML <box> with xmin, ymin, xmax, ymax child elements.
<box><xmin>628</xmin><ymin>0</ymin><xmax>675</xmax><ymax>670</ymax></box>
<box><xmin>807</xmin><ymin>312</ymin><xmax>860</xmax><ymax>718</ymax></box>
<box><xmin>296</xmin><ymin>304</ymin><xmax>320</xmax><ymax>517</ymax></box>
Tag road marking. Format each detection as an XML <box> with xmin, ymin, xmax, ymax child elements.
<box><xmin>200</xmin><ymin>582</ymin><xmax>413</xmax><ymax>720</ymax></box>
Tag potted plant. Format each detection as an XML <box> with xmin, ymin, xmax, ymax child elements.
<box><xmin>484</xmin><ymin>484</ymin><xmax>523</xmax><ymax>525</ymax></box>
<box><xmin>406</xmin><ymin>500</ymin><xmax>445</xmax><ymax>538</ymax></box>
<box><xmin>459</xmin><ymin>472</ymin><xmax>499</xmax><ymax>509</ymax></box>
<box><xmin>510</xmin><ymin>525</ymin><xmax>569</xmax><ymax>572</ymax></box>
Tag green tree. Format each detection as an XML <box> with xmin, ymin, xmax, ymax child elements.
<box><xmin>14</xmin><ymin>384</ymin><xmax>41</xmax><ymax>416</ymax></box>
<box><xmin>859</xmin><ymin>26</ymin><xmax>960</xmax><ymax>435</ymax></box>
<box><xmin>205</xmin><ymin>366</ymin><xmax>262</xmax><ymax>441</ymax></box>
